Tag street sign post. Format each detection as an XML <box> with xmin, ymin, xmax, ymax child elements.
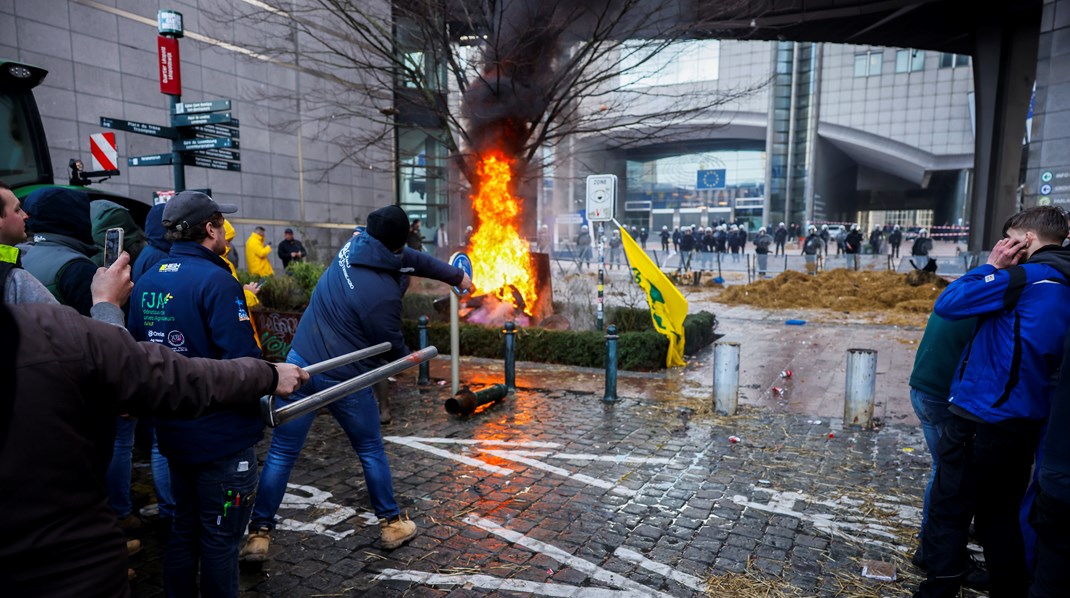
<box><xmin>586</xmin><ymin>174</ymin><xmax>617</xmax><ymax>222</ymax></box>
<box><xmin>181</xmin><ymin>154</ymin><xmax>241</xmax><ymax>171</ymax></box>
<box><xmin>191</xmin><ymin>123</ymin><xmax>240</xmax><ymax>139</ymax></box>
<box><xmin>178</xmin><ymin>137</ymin><xmax>237</xmax><ymax>151</ymax></box>
<box><xmin>129</xmin><ymin>153</ymin><xmax>174</xmax><ymax>167</ymax></box>
<box><xmin>100</xmin><ymin>117</ymin><xmax>178</xmax><ymax>139</ymax></box>
<box><xmin>172</xmin><ymin>112</ymin><xmax>235</xmax><ymax>127</ymax></box>
<box><xmin>174</xmin><ymin>99</ymin><xmax>231</xmax><ymax>114</ymax></box>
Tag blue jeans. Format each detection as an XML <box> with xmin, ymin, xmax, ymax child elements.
<box><xmin>106</xmin><ymin>417</ymin><xmax>174</xmax><ymax>518</ymax></box>
<box><xmin>910</xmin><ymin>387</ymin><xmax>954</xmax><ymax>532</ymax></box>
<box><xmin>250</xmin><ymin>350</ymin><xmax>399</xmax><ymax>532</ymax></box>
<box><xmin>165</xmin><ymin>446</ymin><xmax>257</xmax><ymax>598</ymax></box>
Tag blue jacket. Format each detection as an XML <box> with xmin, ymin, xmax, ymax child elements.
<box><xmin>291</xmin><ymin>234</ymin><xmax>463</xmax><ymax>382</ymax></box>
<box><xmin>127</xmin><ymin>241</ymin><xmax>262</xmax><ymax>464</ymax></box>
<box><xmin>935</xmin><ymin>246</ymin><xmax>1070</xmax><ymax>423</ymax></box>
<box><xmin>131</xmin><ymin>204</ymin><xmax>172</xmax><ymax>283</ymax></box>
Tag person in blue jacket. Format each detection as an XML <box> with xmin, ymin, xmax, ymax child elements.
<box><xmin>916</xmin><ymin>206</ymin><xmax>1070</xmax><ymax>598</ymax></box>
<box><xmin>241</xmin><ymin>205</ymin><xmax>472</xmax><ymax>561</ymax></box>
<box><xmin>127</xmin><ymin>191</ymin><xmax>265</xmax><ymax>597</ymax></box>
<box><xmin>131</xmin><ymin>203</ymin><xmax>171</xmax><ymax>283</ymax></box>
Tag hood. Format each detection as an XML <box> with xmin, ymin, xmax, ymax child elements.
<box><xmin>348</xmin><ymin>230</ymin><xmax>403</xmax><ymax>272</ymax></box>
<box><xmin>91</xmin><ymin>200</ymin><xmax>147</xmax><ymax>250</ymax></box>
<box><xmin>23</xmin><ymin>187</ymin><xmax>93</xmax><ymax>245</ymax></box>
<box><xmin>144</xmin><ymin>203</ymin><xmax>172</xmax><ymax>253</ymax></box>
<box><xmin>1027</xmin><ymin>245</ymin><xmax>1070</xmax><ymax>281</ymax></box>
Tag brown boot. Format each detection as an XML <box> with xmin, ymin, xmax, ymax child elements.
<box><xmin>117</xmin><ymin>513</ymin><xmax>142</xmax><ymax>534</ymax></box>
<box><xmin>379</xmin><ymin>514</ymin><xmax>416</xmax><ymax>550</ymax></box>
<box><xmin>126</xmin><ymin>539</ymin><xmax>142</xmax><ymax>556</ymax></box>
<box><xmin>239</xmin><ymin>528</ymin><xmax>271</xmax><ymax>562</ymax></box>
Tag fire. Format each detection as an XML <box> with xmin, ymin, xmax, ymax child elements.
<box><xmin>468</xmin><ymin>151</ymin><xmax>538</xmax><ymax>315</ymax></box>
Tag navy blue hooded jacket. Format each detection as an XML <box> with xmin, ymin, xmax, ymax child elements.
<box><xmin>127</xmin><ymin>241</ymin><xmax>262</xmax><ymax>464</ymax></box>
<box><xmin>291</xmin><ymin>233</ymin><xmax>462</xmax><ymax>383</ymax></box>
<box><xmin>131</xmin><ymin>203</ymin><xmax>172</xmax><ymax>283</ymax></box>
<box><xmin>935</xmin><ymin>245</ymin><xmax>1070</xmax><ymax>423</ymax></box>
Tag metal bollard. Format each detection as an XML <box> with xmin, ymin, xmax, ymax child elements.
<box><xmin>713</xmin><ymin>341</ymin><xmax>740</xmax><ymax>416</ymax></box>
<box><xmin>844</xmin><ymin>348</ymin><xmax>878</xmax><ymax>428</ymax></box>
<box><xmin>417</xmin><ymin>315</ymin><xmax>430</xmax><ymax>386</ymax></box>
<box><xmin>503</xmin><ymin>321</ymin><xmax>517</xmax><ymax>392</ymax></box>
<box><xmin>603</xmin><ymin>324</ymin><xmax>619</xmax><ymax>403</ymax></box>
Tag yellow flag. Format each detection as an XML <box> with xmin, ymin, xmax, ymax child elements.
<box><xmin>618</xmin><ymin>224</ymin><xmax>688</xmax><ymax>367</ymax></box>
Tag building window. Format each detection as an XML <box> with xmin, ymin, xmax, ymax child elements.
<box><xmin>895</xmin><ymin>49</ymin><xmax>925</xmax><ymax>73</ymax></box>
<box><xmin>939</xmin><ymin>53</ymin><xmax>971</xmax><ymax>68</ymax></box>
<box><xmin>853</xmin><ymin>51</ymin><xmax>882</xmax><ymax>77</ymax></box>
<box><xmin>619</xmin><ymin>40</ymin><xmax>720</xmax><ymax>87</ymax></box>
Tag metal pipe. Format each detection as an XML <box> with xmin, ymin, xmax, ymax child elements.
<box><xmin>713</xmin><ymin>341</ymin><xmax>740</xmax><ymax>416</ymax></box>
<box><xmin>503</xmin><ymin>321</ymin><xmax>517</xmax><ymax>392</ymax></box>
<box><xmin>603</xmin><ymin>324</ymin><xmax>619</xmax><ymax>403</ymax></box>
<box><xmin>261</xmin><ymin>346</ymin><xmax>438</xmax><ymax>428</ymax></box>
<box><xmin>450</xmin><ymin>292</ymin><xmax>460</xmax><ymax>395</ymax></box>
<box><xmin>844</xmin><ymin>348</ymin><xmax>878</xmax><ymax>428</ymax></box>
<box><xmin>303</xmin><ymin>342</ymin><xmax>391</xmax><ymax>376</ymax></box>
<box><xmin>445</xmin><ymin>384</ymin><xmax>508</xmax><ymax>416</ymax></box>
<box><xmin>417</xmin><ymin>316</ymin><xmax>430</xmax><ymax>386</ymax></box>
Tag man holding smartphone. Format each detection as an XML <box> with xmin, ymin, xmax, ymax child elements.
<box><xmin>127</xmin><ymin>191</ymin><xmax>263</xmax><ymax>597</ymax></box>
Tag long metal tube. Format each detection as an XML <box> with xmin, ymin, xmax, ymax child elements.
<box><xmin>261</xmin><ymin>346</ymin><xmax>438</xmax><ymax>428</ymax></box>
<box><xmin>302</xmin><ymin>342</ymin><xmax>391</xmax><ymax>376</ymax></box>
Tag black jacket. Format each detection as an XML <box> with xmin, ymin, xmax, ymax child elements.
<box><xmin>278</xmin><ymin>238</ymin><xmax>307</xmax><ymax>268</ymax></box>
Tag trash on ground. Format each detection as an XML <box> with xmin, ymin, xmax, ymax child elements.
<box><xmin>902</xmin><ymin>447</ymin><xmax>915</xmax><ymax>453</ymax></box>
<box><xmin>861</xmin><ymin>560</ymin><xmax>897</xmax><ymax>581</ymax></box>
<box><xmin>827</xmin><ymin>432</ymin><xmax>836</xmax><ymax>439</ymax></box>
<box><xmin>780</xmin><ymin>369</ymin><xmax>793</xmax><ymax>378</ymax></box>
<box><xmin>729</xmin><ymin>436</ymin><xmax>741</xmax><ymax>444</ymax></box>
<box><xmin>785</xmin><ymin>319</ymin><xmax>807</xmax><ymax>326</ymax></box>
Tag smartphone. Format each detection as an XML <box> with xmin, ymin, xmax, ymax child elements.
<box><xmin>104</xmin><ymin>227</ymin><xmax>124</xmax><ymax>267</ymax></box>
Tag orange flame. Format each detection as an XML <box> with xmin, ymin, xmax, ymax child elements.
<box><xmin>468</xmin><ymin>151</ymin><xmax>538</xmax><ymax>315</ymax></box>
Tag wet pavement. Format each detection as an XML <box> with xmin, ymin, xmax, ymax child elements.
<box><xmin>125</xmin><ymin>301</ymin><xmax>957</xmax><ymax>597</ymax></box>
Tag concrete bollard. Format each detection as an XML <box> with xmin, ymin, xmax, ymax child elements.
<box><xmin>713</xmin><ymin>341</ymin><xmax>740</xmax><ymax>416</ymax></box>
<box><xmin>503</xmin><ymin>321</ymin><xmax>517</xmax><ymax>392</ymax></box>
<box><xmin>417</xmin><ymin>315</ymin><xmax>430</xmax><ymax>386</ymax></box>
<box><xmin>844</xmin><ymin>348</ymin><xmax>878</xmax><ymax>427</ymax></box>
<box><xmin>603</xmin><ymin>324</ymin><xmax>619</xmax><ymax>403</ymax></box>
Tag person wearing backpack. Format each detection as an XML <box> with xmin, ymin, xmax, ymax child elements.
<box><xmin>754</xmin><ymin>227</ymin><xmax>773</xmax><ymax>277</ymax></box>
<box><xmin>801</xmin><ymin>225</ymin><xmax>821</xmax><ymax>274</ymax></box>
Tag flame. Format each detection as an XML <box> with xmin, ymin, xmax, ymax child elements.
<box><xmin>468</xmin><ymin>151</ymin><xmax>538</xmax><ymax>315</ymax></box>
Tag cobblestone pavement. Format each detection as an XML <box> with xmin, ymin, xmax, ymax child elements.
<box><xmin>127</xmin><ymin>341</ymin><xmax>953</xmax><ymax>597</ymax></box>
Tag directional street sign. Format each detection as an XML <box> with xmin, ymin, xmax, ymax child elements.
<box><xmin>181</xmin><ymin>154</ymin><xmax>241</xmax><ymax>171</ymax></box>
<box><xmin>172</xmin><ymin>112</ymin><xmax>236</xmax><ymax>127</ymax></box>
<box><xmin>191</xmin><ymin>123</ymin><xmax>239</xmax><ymax>139</ymax></box>
<box><xmin>192</xmin><ymin>148</ymin><xmax>240</xmax><ymax>161</ymax></box>
<box><xmin>174</xmin><ymin>99</ymin><xmax>231</xmax><ymax>115</ymax></box>
<box><xmin>100</xmin><ymin>117</ymin><xmax>178</xmax><ymax>139</ymax></box>
<box><xmin>178</xmin><ymin>137</ymin><xmax>237</xmax><ymax>151</ymax></box>
<box><xmin>128</xmin><ymin>153</ymin><xmax>174</xmax><ymax>167</ymax></box>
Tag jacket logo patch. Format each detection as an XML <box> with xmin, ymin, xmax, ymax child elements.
<box><xmin>159</xmin><ymin>263</ymin><xmax>181</xmax><ymax>273</ymax></box>
<box><xmin>141</xmin><ymin>292</ymin><xmax>173</xmax><ymax>309</ymax></box>
<box><xmin>236</xmin><ymin>297</ymin><xmax>250</xmax><ymax>322</ymax></box>
<box><xmin>984</xmin><ymin>274</ymin><xmax>995</xmax><ymax>283</ymax></box>
<box><xmin>167</xmin><ymin>330</ymin><xmax>185</xmax><ymax>346</ymax></box>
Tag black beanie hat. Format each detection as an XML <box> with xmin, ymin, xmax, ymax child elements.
<box><xmin>367</xmin><ymin>205</ymin><xmax>409</xmax><ymax>252</ymax></box>
<box><xmin>23</xmin><ymin>187</ymin><xmax>94</xmax><ymax>245</ymax></box>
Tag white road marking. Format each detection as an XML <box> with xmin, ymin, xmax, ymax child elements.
<box><xmin>384</xmin><ymin>435</ymin><xmax>562</xmax><ymax>448</ymax></box>
<box><xmin>384</xmin><ymin>437</ymin><xmax>514</xmax><ymax>475</ymax></box>
<box><xmin>490</xmin><ymin>450</ymin><xmax>673</xmax><ymax>465</ymax></box>
<box><xmin>613</xmin><ymin>547</ymin><xmax>705</xmax><ymax>592</ymax></box>
<box><xmin>276</xmin><ymin>483</ymin><xmax>355</xmax><ymax>540</ymax></box>
<box><xmin>481</xmin><ymin>450</ymin><xmax>636</xmax><ymax>496</ymax></box>
<box><xmin>375</xmin><ymin>569</ymin><xmax>648</xmax><ymax>597</ymax></box>
<box><xmin>465</xmin><ymin>515</ymin><xmax>674</xmax><ymax>597</ymax></box>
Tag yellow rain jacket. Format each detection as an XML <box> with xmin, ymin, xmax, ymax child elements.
<box><xmin>224</xmin><ymin>220</ymin><xmax>262</xmax><ymax>347</ymax></box>
<box><xmin>246</xmin><ymin>230</ymin><xmax>274</xmax><ymax>277</ymax></box>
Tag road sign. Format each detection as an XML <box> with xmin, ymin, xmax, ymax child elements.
<box><xmin>180</xmin><ymin>154</ymin><xmax>241</xmax><ymax>171</ymax></box>
<box><xmin>90</xmin><ymin>132</ymin><xmax>118</xmax><ymax>171</ymax></box>
<box><xmin>178</xmin><ymin>137</ymin><xmax>237</xmax><ymax>151</ymax></box>
<box><xmin>157</xmin><ymin>36</ymin><xmax>181</xmax><ymax>95</ymax></box>
<box><xmin>585</xmin><ymin>174</ymin><xmax>617</xmax><ymax>222</ymax></box>
<box><xmin>192</xmin><ymin>148</ymin><xmax>240</xmax><ymax>161</ymax></box>
<box><xmin>100</xmin><ymin>117</ymin><xmax>178</xmax><ymax>139</ymax></box>
<box><xmin>449</xmin><ymin>252</ymin><xmax>472</xmax><ymax>297</ymax></box>
<box><xmin>128</xmin><ymin>153</ymin><xmax>174</xmax><ymax>167</ymax></box>
<box><xmin>1041</xmin><ymin>183</ymin><xmax>1053</xmax><ymax>195</ymax></box>
<box><xmin>174</xmin><ymin>99</ymin><xmax>231</xmax><ymax>115</ymax></box>
<box><xmin>191</xmin><ymin>123</ymin><xmax>239</xmax><ymax>139</ymax></box>
<box><xmin>158</xmin><ymin>9</ymin><xmax>184</xmax><ymax>37</ymax></box>
<box><xmin>172</xmin><ymin>112</ymin><xmax>236</xmax><ymax>127</ymax></box>
<box><xmin>1042</xmin><ymin>171</ymin><xmax>1054</xmax><ymax>183</ymax></box>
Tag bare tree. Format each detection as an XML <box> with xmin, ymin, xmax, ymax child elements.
<box><xmin>220</xmin><ymin>0</ymin><xmax>766</xmax><ymax>190</ymax></box>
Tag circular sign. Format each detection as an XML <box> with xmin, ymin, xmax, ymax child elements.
<box><xmin>1039</xmin><ymin>196</ymin><xmax>1052</xmax><ymax>206</ymax></box>
<box><xmin>1041</xmin><ymin>171</ymin><xmax>1054</xmax><ymax>183</ymax></box>
<box><xmin>1041</xmin><ymin>184</ymin><xmax>1053</xmax><ymax>195</ymax></box>
<box><xmin>449</xmin><ymin>252</ymin><xmax>473</xmax><ymax>297</ymax></box>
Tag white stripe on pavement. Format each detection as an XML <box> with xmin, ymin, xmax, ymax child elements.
<box><xmin>465</xmin><ymin>515</ymin><xmax>673</xmax><ymax>597</ymax></box>
<box><xmin>613</xmin><ymin>547</ymin><xmax>706</xmax><ymax>592</ymax></box>
<box><xmin>384</xmin><ymin>436</ymin><xmax>561</xmax><ymax>448</ymax></box>
<box><xmin>481</xmin><ymin>450</ymin><xmax>636</xmax><ymax>496</ymax></box>
<box><xmin>375</xmin><ymin>569</ymin><xmax>650</xmax><ymax>597</ymax></box>
<box><xmin>384</xmin><ymin>437</ymin><xmax>513</xmax><ymax>475</ymax></box>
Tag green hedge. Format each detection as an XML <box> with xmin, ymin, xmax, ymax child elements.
<box><xmin>401</xmin><ymin>310</ymin><xmax>717</xmax><ymax>371</ymax></box>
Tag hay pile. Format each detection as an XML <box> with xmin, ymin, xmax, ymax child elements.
<box><xmin>718</xmin><ymin>270</ymin><xmax>947</xmax><ymax>313</ymax></box>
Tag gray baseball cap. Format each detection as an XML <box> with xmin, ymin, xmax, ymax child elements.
<box><xmin>163</xmin><ymin>191</ymin><xmax>237</xmax><ymax>231</ymax></box>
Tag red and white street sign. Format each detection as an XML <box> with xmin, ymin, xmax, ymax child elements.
<box><xmin>90</xmin><ymin>132</ymin><xmax>118</xmax><ymax>171</ymax></box>
<box><xmin>157</xmin><ymin>35</ymin><xmax>181</xmax><ymax>95</ymax></box>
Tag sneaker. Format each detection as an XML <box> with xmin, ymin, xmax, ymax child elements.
<box><xmin>239</xmin><ymin>528</ymin><xmax>271</xmax><ymax>562</ymax></box>
<box><xmin>139</xmin><ymin>504</ymin><xmax>160</xmax><ymax>519</ymax></box>
<box><xmin>379</xmin><ymin>515</ymin><xmax>417</xmax><ymax>550</ymax></box>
